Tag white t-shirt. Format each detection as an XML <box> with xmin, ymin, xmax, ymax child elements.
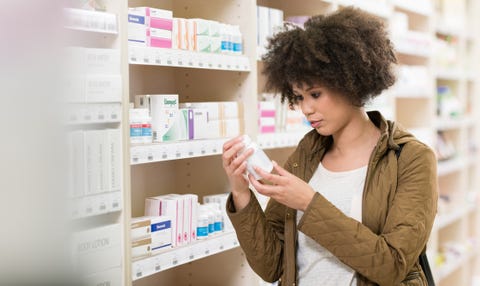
<box><xmin>296</xmin><ymin>162</ymin><xmax>367</xmax><ymax>286</ymax></box>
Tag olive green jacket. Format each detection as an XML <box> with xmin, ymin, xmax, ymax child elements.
<box><xmin>227</xmin><ymin>111</ymin><xmax>438</xmax><ymax>286</ymax></box>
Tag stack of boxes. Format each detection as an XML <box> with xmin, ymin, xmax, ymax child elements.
<box><xmin>128</xmin><ymin>7</ymin><xmax>173</xmax><ymax>48</ymax></box>
<box><xmin>130</xmin><ymin>216</ymin><xmax>173</xmax><ymax>260</ymax></box>
<box><xmin>131</xmin><ymin>95</ymin><xmax>244</xmax><ymax>143</ymax></box>
<box><xmin>258</xmin><ymin>94</ymin><xmax>311</xmax><ymax>133</ymax></box>
<box><xmin>128</xmin><ymin>6</ymin><xmax>243</xmax><ymax>55</ymax></box>
<box><xmin>144</xmin><ymin>194</ymin><xmax>199</xmax><ymax>248</ymax></box>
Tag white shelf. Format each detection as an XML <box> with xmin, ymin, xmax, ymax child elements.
<box><xmin>437</xmin><ymin>157</ymin><xmax>465</xmax><ymax>176</ymax></box>
<box><xmin>391</xmin><ymin>0</ymin><xmax>433</xmax><ymax>16</ymax></box>
<box><xmin>129</xmin><ymin>46</ymin><xmax>250</xmax><ymax>72</ymax></box>
<box><xmin>257</xmin><ymin>131</ymin><xmax>309</xmax><ymax>150</ymax></box>
<box><xmin>434</xmin><ymin>205</ymin><xmax>475</xmax><ymax>230</ymax></box>
<box><xmin>64</xmin><ymin>8</ymin><xmax>118</xmax><ymax>34</ymax></box>
<box><xmin>70</xmin><ymin>190</ymin><xmax>122</xmax><ymax>219</ymax></box>
<box><xmin>130</xmin><ymin>139</ymin><xmax>228</xmax><ymax>165</ymax></box>
<box><xmin>132</xmin><ymin>231</ymin><xmax>239</xmax><ymax>281</ymax></box>
<box><xmin>65</xmin><ymin>103</ymin><xmax>122</xmax><ymax>125</ymax></box>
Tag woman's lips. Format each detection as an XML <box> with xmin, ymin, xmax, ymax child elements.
<box><xmin>310</xmin><ymin>120</ymin><xmax>322</xmax><ymax>128</ymax></box>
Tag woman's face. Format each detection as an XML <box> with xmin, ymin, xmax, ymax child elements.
<box><xmin>292</xmin><ymin>83</ymin><xmax>357</xmax><ymax>136</ymax></box>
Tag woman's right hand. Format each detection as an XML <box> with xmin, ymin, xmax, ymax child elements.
<box><xmin>222</xmin><ymin>135</ymin><xmax>253</xmax><ymax>211</ymax></box>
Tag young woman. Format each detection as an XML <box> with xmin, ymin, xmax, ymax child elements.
<box><xmin>222</xmin><ymin>7</ymin><xmax>437</xmax><ymax>286</ymax></box>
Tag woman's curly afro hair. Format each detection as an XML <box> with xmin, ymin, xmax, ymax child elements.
<box><xmin>262</xmin><ymin>7</ymin><xmax>397</xmax><ymax>107</ymax></box>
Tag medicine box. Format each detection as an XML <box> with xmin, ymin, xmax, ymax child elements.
<box><xmin>71</xmin><ymin>223</ymin><xmax>122</xmax><ymax>275</ymax></box>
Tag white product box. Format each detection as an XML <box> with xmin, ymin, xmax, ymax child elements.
<box><xmin>106</xmin><ymin>129</ymin><xmax>121</xmax><ymax>193</ymax></box>
<box><xmin>191</xmin><ymin>108</ymin><xmax>210</xmax><ymax>139</ymax></box>
<box><xmin>69</xmin><ymin>131</ymin><xmax>86</xmax><ymax>198</ymax></box>
<box><xmin>129</xmin><ymin>7</ymin><xmax>173</xmax><ymax>24</ymax></box>
<box><xmin>85</xmin><ymin>75</ymin><xmax>122</xmax><ymax>103</ymax></box>
<box><xmin>187</xmin><ymin>19</ymin><xmax>197</xmax><ymax>51</ymax></box>
<box><xmin>222</xmin><ymin>101</ymin><xmax>243</xmax><ymax>119</ymax></box>
<box><xmin>84</xmin><ymin>48</ymin><xmax>121</xmax><ymax>75</ymax></box>
<box><xmin>163</xmin><ymin>108</ymin><xmax>189</xmax><ymax>142</ymax></box>
<box><xmin>191</xmin><ymin>18</ymin><xmax>210</xmax><ymax>36</ymax></box>
<box><xmin>183</xmin><ymin>194</ymin><xmax>199</xmax><ymax>242</ymax></box>
<box><xmin>145</xmin><ymin>196</ymin><xmax>182</xmax><ymax>247</ymax></box>
<box><xmin>181</xmin><ymin>101</ymin><xmax>242</xmax><ymax>121</ymax></box>
<box><xmin>206</xmin><ymin>119</ymin><xmax>222</xmax><ymax>139</ymax></box>
<box><xmin>211</xmin><ymin>36</ymin><xmax>222</xmax><ymax>53</ymax></box>
<box><xmin>269</xmin><ymin>7</ymin><xmax>284</xmax><ymax>36</ymax></box>
<box><xmin>168</xmin><ymin>194</ymin><xmax>190</xmax><ymax>244</ymax></box>
<box><xmin>223</xmin><ymin>118</ymin><xmax>243</xmax><ymax>137</ymax></box>
<box><xmin>128</xmin><ymin>24</ymin><xmax>173</xmax><ymax>48</ymax></box>
<box><xmin>196</xmin><ymin>35</ymin><xmax>211</xmax><ymax>52</ymax></box>
<box><xmin>84</xmin><ymin>130</ymin><xmax>98</xmax><ymax>195</ymax></box>
<box><xmin>173</xmin><ymin>18</ymin><xmax>188</xmax><ymax>50</ymax></box>
<box><xmin>82</xmin><ymin>266</ymin><xmax>122</xmax><ymax>286</ymax></box>
<box><xmin>134</xmin><ymin>94</ymin><xmax>179</xmax><ymax>143</ymax></box>
<box><xmin>209</xmin><ymin>20</ymin><xmax>220</xmax><ymax>37</ymax></box>
<box><xmin>71</xmin><ymin>224</ymin><xmax>122</xmax><ymax>275</ymax></box>
<box><xmin>150</xmin><ymin>216</ymin><xmax>173</xmax><ymax>252</ymax></box>
<box><xmin>257</xmin><ymin>6</ymin><xmax>270</xmax><ymax>48</ymax></box>
<box><xmin>132</xmin><ymin>237</ymin><xmax>152</xmax><ymax>259</ymax></box>
<box><xmin>131</xmin><ymin>216</ymin><xmax>152</xmax><ymax>240</ymax></box>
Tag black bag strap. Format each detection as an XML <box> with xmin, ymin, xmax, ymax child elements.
<box><xmin>395</xmin><ymin>143</ymin><xmax>435</xmax><ymax>286</ymax></box>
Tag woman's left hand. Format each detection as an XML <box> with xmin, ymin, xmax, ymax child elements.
<box><xmin>249</xmin><ymin>161</ymin><xmax>316</xmax><ymax>211</ymax></box>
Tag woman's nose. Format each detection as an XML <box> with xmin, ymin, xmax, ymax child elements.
<box><xmin>300</xmin><ymin>99</ymin><xmax>314</xmax><ymax>116</ymax></box>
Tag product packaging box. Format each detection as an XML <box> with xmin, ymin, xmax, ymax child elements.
<box><xmin>162</xmin><ymin>108</ymin><xmax>190</xmax><ymax>142</ymax></box>
<box><xmin>150</xmin><ymin>216</ymin><xmax>172</xmax><ymax>252</ymax></box>
<box><xmin>85</xmin><ymin>75</ymin><xmax>122</xmax><ymax>103</ymax></box>
<box><xmin>106</xmin><ymin>128</ymin><xmax>121</xmax><ymax>193</ymax></box>
<box><xmin>223</xmin><ymin>118</ymin><xmax>244</xmax><ymax>137</ymax></box>
<box><xmin>128</xmin><ymin>24</ymin><xmax>172</xmax><ymax>48</ymax></box>
<box><xmin>131</xmin><ymin>237</ymin><xmax>151</xmax><ymax>259</ymax></box>
<box><xmin>84</xmin><ymin>130</ymin><xmax>106</xmax><ymax>195</ymax></box>
<box><xmin>134</xmin><ymin>94</ymin><xmax>179</xmax><ymax>142</ymax></box>
<box><xmin>145</xmin><ymin>196</ymin><xmax>182</xmax><ymax>246</ymax></box>
<box><xmin>71</xmin><ymin>224</ymin><xmax>122</xmax><ymax>275</ymax></box>
<box><xmin>66</xmin><ymin>47</ymin><xmax>121</xmax><ymax>75</ymax></box>
<box><xmin>183</xmin><ymin>194</ymin><xmax>199</xmax><ymax>242</ymax></box>
<box><xmin>84</xmin><ymin>48</ymin><xmax>121</xmax><ymax>75</ymax></box>
<box><xmin>172</xmin><ymin>18</ymin><xmax>188</xmax><ymax>50</ymax></box>
<box><xmin>68</xmin><ymin>131</ymin><xmax>86</xmax><ymax>198</ymax></box>
<box><xmin>181</xmin><ymin>101</ymin><xmax>243</xmax><ymax>121</ymax></box>
<box><xmin>128</xmin><ymin>7</ymin><xmax>173</xmax><ymax>30</ymax></box>
<box><xmin>82</xmin><ymin>266</ymin><xmax>122</xmax><ymax>286</ymax></box>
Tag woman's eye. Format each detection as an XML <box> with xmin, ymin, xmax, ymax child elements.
<box><xmin>294</xmin><ymin>95</ymin><xmax>304</xmax><ymax>101</ymax></box>
<box><xmin>311</xmin><ymin>92</ymin><xmax>322</xmax><ymax>98</ymax></box>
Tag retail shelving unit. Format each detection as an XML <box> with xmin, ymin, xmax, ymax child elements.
<box><xmin>69</xmin><ymin>0</ymin><xmax>479</xmax><ymax>285</ymax></box>
<box><xmin>64</xmin><ymin>1</ymin><xmax>128</xmax><ymax>285</ymax></box>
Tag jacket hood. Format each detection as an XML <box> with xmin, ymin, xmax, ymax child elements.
<box><xmin>300</xmin><ymin>110</ymin><xmax>417</xmax><ymax>160</ymax></box>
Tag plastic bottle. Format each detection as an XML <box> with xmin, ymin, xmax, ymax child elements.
<box><xmin>238</xmin><ymin>135</ymin><xmax>273</xmax><ymax>180</ymax></box>
<box><xmin>137</xmin><ymin>109</ymin><xmax>152</xmax><ymax>144</ymax></box>
<box><xmin>129</xmin><ymin>109</ymin><xmax>142</xmax><ymax>144</ymax></box>
<box><xmin>231</xmin><ymin>25</ymin><xmax>243</xmax><ymax>55</ymax></box>
<box><xmin>196</xmin><ymin>205</ymin><xmax>209</xmax><ymax>240</ymax></box>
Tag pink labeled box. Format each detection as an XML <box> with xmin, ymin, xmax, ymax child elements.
<box><xmin>129</xmin><ymin>7</ymin><xmax>173</xmax><ymax>30</ymax></box>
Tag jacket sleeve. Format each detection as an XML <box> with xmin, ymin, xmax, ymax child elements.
<box><xmin>226</xmin><ymin>150</ymin><xmax>299</xmax><ymax>282</ymax></box>
<box><xmin>297</xmin><ymin>141</ymin><xmax>438</xmax><ymax>285</ymax></box>
<box><xmin>226</xmin><ymin>191</ymin><xmax>285</xmax><ymax>282</ymax></box>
